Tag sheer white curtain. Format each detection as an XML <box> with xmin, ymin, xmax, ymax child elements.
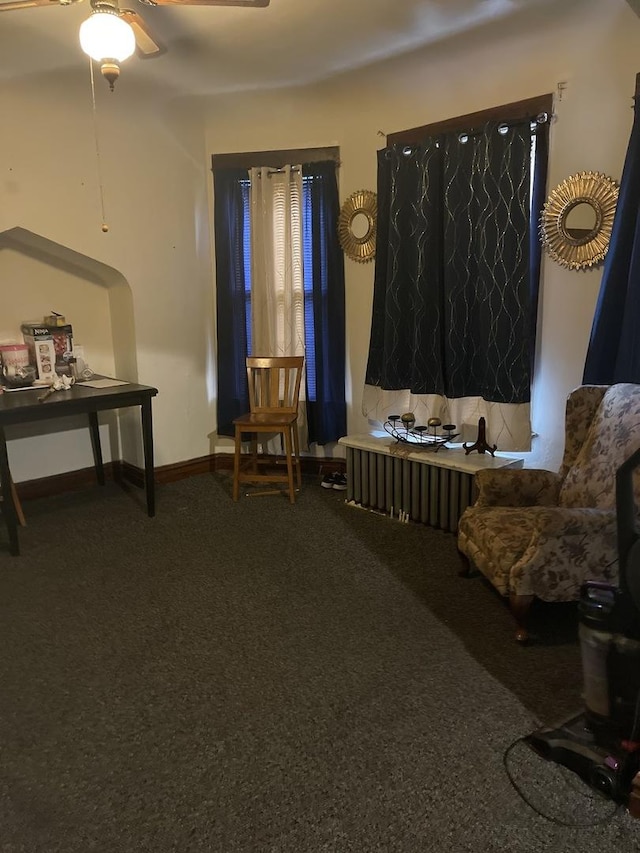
<box><xmin>249</xmin><ymin>165</ymin><xmax>308</xmax><ymax>445</ymax></box>
<box><xmin>250</xmin><ymin>166</ymin><xmax>305</xmax><ymax>359</ymax></box>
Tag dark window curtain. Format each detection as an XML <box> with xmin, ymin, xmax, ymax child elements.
<box><xmin>214</xmin><ymin>166</ymin><xmax>250</xmax><ymax>436</ymax></box>
<box><xmin>583</xmin><ymin>96</ymin><xmax>640</xmax><ymax>384</ymax></box>
<box><xmin>443</xmin><ymin>120</ymin><xmax>537</xmax><ymax>402</ymax></box>
<box><xmin>366</xmin><ymin>118</ymin><xmax>547</xmax><ymax>405</ymax></box>
<box><xmin>529</xmin><ymin>119</ymin><xmax>549</xmax><ymax>376</ymax></box>
<box><xmin>302</xmin><ymin>160</ymin><xmax>347</xmax><ymax>444</ymax></box>
<box><xmin>365</xmin><ymin>142</ymin><xmax>445</xmax><ymax>393</ymax></box>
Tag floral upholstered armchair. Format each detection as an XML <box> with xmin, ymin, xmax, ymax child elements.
<box><xmin>457</xmin><ymin>383</ymin><xmax>640</xmax><ymax>641</ymax></box>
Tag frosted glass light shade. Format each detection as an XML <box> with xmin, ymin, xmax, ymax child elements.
<box><xmin>79</xmin><ymin>11</ymin><xmax>136</xmax><ymax>62</ymax></box>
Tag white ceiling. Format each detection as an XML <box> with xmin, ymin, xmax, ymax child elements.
<box><xmin>0</xmin><ymin>0</ymin><xmax>596</xmax><ymax>96</ymax></box>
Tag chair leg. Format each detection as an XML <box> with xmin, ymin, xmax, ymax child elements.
<box><xmin>283</xmin><ymin>428</ymin><xmax>295</xmax><ymax>504</ymax></box>
<box><xmin>509</xmin><ymin>593</ymin><xmax>534</xmax><ymax>643</ymax></box>
<box><xmin>250</xmin><ymin>435</ymin><xmax>259</xmax><ymax>473</ymax></box>
<box><xmin>457</xmin><ymin>550</ymin><xmax>479</xmax><ymax>578</ymax></box>
<box><xmin>233</xmin><ymin>426</ymin><xmax>242</xmax><ymax>502</ymax></box>
<box><xmin>292</xmin><ymin>422</ymin><xmax>302</xmax><ymax>489</ymax></box>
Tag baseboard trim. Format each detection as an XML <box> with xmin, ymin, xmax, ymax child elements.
<box><xmin>15</xmin><ymin>463</ymin><xmax>119</xmax><ymax>501</ymax></box>
<box><xmin>14</xmin><ymin>453</ymin><xmax>344</xmax><ymax>501</ymax></box>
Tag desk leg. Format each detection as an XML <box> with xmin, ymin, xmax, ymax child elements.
<box><xmin>0</xmin><ymin>426</ymin><xmax>19</xmax><ymax>556</ymax></box>
<box><xmin>88</xmin><ymin>411</ymin><xmax>105</xmax><ymax>486</ymax></box>
<box><xmin>9</xmin><ymin>476</ymin><xmax>26</xmax><ymax>527</ymax></box>
<box><xmin>141</xmin><ymin>399</ymin><xmax>155</xmax><ymax>517</ymax></box>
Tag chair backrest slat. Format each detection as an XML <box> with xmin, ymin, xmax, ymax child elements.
<box><xmin>246</xmin><ymin>356</ymin><xmax>304</xmax><ymax>414</ymax></box>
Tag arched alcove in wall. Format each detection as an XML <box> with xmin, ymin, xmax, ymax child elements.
<box><xmin>0</xmin><ymin>226</ymin><xmax>140</xmax><ymax>483</ymax></box>
<box><xmin>0</xmin><ymin>226</ymin><xmax>137</xmax><ymax>381</ymax></box>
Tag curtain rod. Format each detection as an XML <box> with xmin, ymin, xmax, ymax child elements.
<box><xmin>387</xmin><ymin>112</ymin><xmax>551</xmax><ymax>153</ymax></box>
<box><xmin>386</xmin><ymin>94</ymin><xmax>553</xmax><ymax>146</ymax></box>
<box><xmin>455</xmin><ymin>111</ymin><xmax>551</xmax><ymax>142</ymax></box>
<box><xmin>254</xmin><ymin>167</ymin><xmax>301</xmax><ymax>177</ymax></box>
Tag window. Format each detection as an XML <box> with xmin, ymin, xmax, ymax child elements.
<box><xmin>240</xmin><ymin>179</ymin><xmax>252</xmax><ymax>355</ymax></box>
<box><xmin>302</xmin><ymin>176</ymin><xmax>318</xmax><ymax>401</ymax></box>
<box><xmin>213</xmin><ymin>151</ymin><xmax>346</xmax><ymax>445</ymax></box>
<box><xmin>363</xmin><ymin>95</ymin><xmax>552</xmax><ymax>450</ymax></box>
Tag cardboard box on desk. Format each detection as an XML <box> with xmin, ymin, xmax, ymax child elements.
<box><xmin>21</xmin><ymin>322</ymin><xmax>73</xmax><ymax>380</ymax></box>
<box><xmin>34</xmin><ymin>339</ymin><xmax>56</xmax><ymax>384</ymax></box>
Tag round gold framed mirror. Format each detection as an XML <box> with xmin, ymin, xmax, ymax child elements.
<box><xmin>540</xmin><ymin>171</ymin><xmax>619</xmax><ymax>271</ymax></box>
<box><xmin>338</xmin><ymin>189</ymin><xmax>377</xmax><ymax>263</ymax></box>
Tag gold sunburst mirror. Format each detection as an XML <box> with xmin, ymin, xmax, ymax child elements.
<box><xmin>338</xmin><ymin>189</ymin><xmax>377</xmax><ymax>263</ymax></box>
<box><xmin>540</xmin><ymin>171</ymin><xmax>619</xmax><ymax>271</ymax></box>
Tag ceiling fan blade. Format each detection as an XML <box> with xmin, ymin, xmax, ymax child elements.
<box><xmin>120</xmin><ymin>8</ymin><xmax>164</xmax><ymax>57</ymax></box>
<box><xmin>0</xmin><ymin>0</ymin><xmax>80</xmax><ymax>10</ymax></box>
<box><xmin>145</xmin><ymin>0</ymin><xmax>269</xmax><ymax>7</ymax></box>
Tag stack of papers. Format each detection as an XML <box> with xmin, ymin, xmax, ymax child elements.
<box><xmin>77</xmin><ymin>378</ymin><xmax>130</xmax><ymax>389</ymax></box>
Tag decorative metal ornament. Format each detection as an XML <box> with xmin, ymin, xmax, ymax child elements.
<box><xmin>338</xmin><ymin>189</ymin><xmax>377</xmax><ymax>263</ymax></box>
<box><xmin>540</xmin><ymin>171</ymin><xmax>619</xmax><ymax>271</ymax></box>
<box><xmin>383</xmin><ymin>413</ymin><xmax>459</xmax><ymax>452</ymax></box>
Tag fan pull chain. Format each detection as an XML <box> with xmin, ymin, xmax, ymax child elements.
<box><xmin>89</xmin><ymin>57</ymin><xmax>109</xmax><ymax>233</ymax></box>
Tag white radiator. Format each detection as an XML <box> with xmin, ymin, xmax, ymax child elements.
<box><xmin>339</xmin><ymin>435</ymin><xmax>524</xmax><ymax>533</ymax></box>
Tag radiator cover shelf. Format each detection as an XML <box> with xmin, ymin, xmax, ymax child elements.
<box><xmin>339</xmin><ymin>435</ymin><xmax>523</xmax><ymax>533</ymax></box>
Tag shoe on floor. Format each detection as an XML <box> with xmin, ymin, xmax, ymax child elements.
<box><xmin>321</xmin><ymin>472</ymin><xmax>347</xmax><ymax>490</ymax></box>
<box><xmin>331</xmin><ymin>473</ymin><xmax>347</xmax><ymax>491</ymax></box>
<box><xmin>321</xmin><ymin>472</ymin><xmax>338</xmax><ymax>489</ymax></box>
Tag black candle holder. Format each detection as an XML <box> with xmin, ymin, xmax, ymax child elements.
<box><xmin>384</xmin><ymin>413</ymin><xmax>458</xmax><ymax>451</ymax></box>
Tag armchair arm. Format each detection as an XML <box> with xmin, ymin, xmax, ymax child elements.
<box><xmin>529</xmin><ymin>506</ymin><xmax>616</xmax><ymax>538</ymax></box>
<box><xmin>474</xmin><ymin>468</ymin><xmax>563</xmax><ymax>508</ymax></box>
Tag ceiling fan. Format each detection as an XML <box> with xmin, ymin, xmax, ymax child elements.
<box><xmin>0</xmin><ymin>0</ymin><xmax>270</xmax><ymax>89</ymax></box>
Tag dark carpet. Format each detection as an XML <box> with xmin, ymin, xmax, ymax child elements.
<box><xmin>0</xmin><ymin>473</ymin><xmax>637</xmax><ymax>852</ymax></box>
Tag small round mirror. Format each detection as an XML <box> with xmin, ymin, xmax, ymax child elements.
<box><xmin>562</xmin><ymin>200</ymin><xmax>599</xmax><ymax>243</ymax></box>
<box><xmin>338</xmin><ymin>189</ymin><xmax>377</xmax><ymax>263</ymax></box>
<box><xmin>540</xmin><ymin>171</ymin><xmax>619</xmax><ymax>270</ymax></box>
<box><xmin>350</xmin><ymin>211</ymin><xmax>372</xmax><ymax>241</ymax></box>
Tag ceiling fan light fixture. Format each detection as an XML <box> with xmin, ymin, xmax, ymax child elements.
<box><xmin>79</xmin><ymin>9</ymin><xmax>136</xmax><ymax>63</ymax></box>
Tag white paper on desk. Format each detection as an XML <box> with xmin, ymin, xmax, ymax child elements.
<box><xmin>2</xmin><ymin>384</ymin><xmax>45</xmax><ymax>392</ymax></box>
<box><xmin>77</xmin><ymin>378</ymin><xmax>130</xmax><ymax>388</ymax></box>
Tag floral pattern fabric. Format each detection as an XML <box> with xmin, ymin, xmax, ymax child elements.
<box><xmin>559</xmin><ymin>383</ymin><xmax>640</xmax><ymax>509</ymax></box>
<box><xmin>457</xmin><ymin>383</ymin><xmax>640</xmax><ymax>601</ymax></box>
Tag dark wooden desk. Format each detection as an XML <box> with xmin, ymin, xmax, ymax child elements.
<box><xmin>0</xmin><ymin>378</ymin><xmax>158</xmax><ymax>556</ymax></box>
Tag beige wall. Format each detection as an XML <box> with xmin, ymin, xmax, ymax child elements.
<box><xmin>0</xmin><ymin>249</ymin><xmax>115</xmax><ymax>374</ymax></box>
<box><xmin>204</xmin><ymin>0</ymin><xmax>640</xmax><ymax>471</ymax></box>
<box><xmin>1</xmin><ymin>0</ymin><xmax>639</xmax><ymax>483</ymax></box>
<box><xmin>1</xmin><ymin>74</ymin><xmax>214</xmax><ymax>479</ymax></box>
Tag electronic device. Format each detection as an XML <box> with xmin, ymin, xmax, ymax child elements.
<box><xmin>525</xmin><ymin>446</ymin><xmax>640</xmax><ymax>813</ymax></box>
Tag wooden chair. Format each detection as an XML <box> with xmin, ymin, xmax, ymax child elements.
<box><xmin>232</xmin><ymin>356</ymin><xmax>304</xmax><ymax>503</ymax></box>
